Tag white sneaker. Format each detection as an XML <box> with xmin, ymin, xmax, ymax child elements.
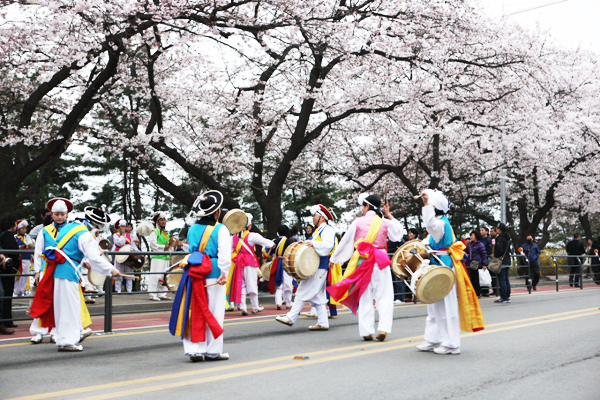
<box><xmin>433</xmin><ymin>346</ymin><xmax>461</xmax><ymax>355</ymax></box>
<box><xmin>394</xmin><ymin>299</ymin><xmax>404</xmax><ymax>305</ymax></box>
<box><xmin>79</xmin><ymin>328</ymin><xmax>93</xmax><ymax>343</ymax></box>
<box><xmin>252</xmin><ymin>306</ymin><xmax>264</xmax><ymax>314</ymax></box>
<box><xmin>30</xmin><ymin>334</ymin><xmax>43</xmax><ymax>344</ymax></box>
<box><xmin>416</xmin><ymin>342</ymin><xmax>440</xmax><ymax>352</ymax></box>
<box><xmin>275</xmin><ymin>315</ymin><xmax>293</xmax><ymax>326</ymax></box>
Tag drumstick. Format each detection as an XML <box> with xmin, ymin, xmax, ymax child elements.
<box><xmin>205</xmin><ymin>282</ymin><xmax>219</xmax><ymax>287</ymax></box>
<box><xmin>120</xmin><ymin>273</ymin><xmax>136</xmax><ymax>279</ymax></box>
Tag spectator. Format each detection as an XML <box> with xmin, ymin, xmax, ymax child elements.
<box><xmin>399</xmin><ymin>228</ymin><xmax>420</xmax><ymax>302</ymax></box>
<box><xmin>0</xmin><ymin>251</ymin><xmax>13</xmax><ymax>334</ymax></box>
<box><xmin>590</xmin><ymin>238</ymin><xmax>600</xmax><ymax>285</ymax></box>
<box><xmin>304</xmin><ymin>223</ymin><xmax>315</xmax><ymax>240</ymax></box>
<box><xmin>0</xmin><ymin>214</ymin><xmax>21</xmax><ymax>327</ymax></box>
<box><xmin>480</xmin><ymin>227</ymin><xmax>493</xmax><ymax>257</ymax></box>
<box><xmin>14</xmin><ymin>220</ymin><xmax>34</xmax><ymax>296</ymax></box>
<box><xmin>466</xmin><ymin>230</ymin><xmax>488</xmax><ymax>297</ymax></box>
<box><xmin>493</xmin><ymin>223</ymin><xmax>512</xmax><ymax>303</ymax></box>
<box><xmin>566</xmin><ymin>233</ymin><xmax>585</xmax><ymax>288</ymax></box>
<box><xmin>521</xmin><ymin>234</ymin><xmax>541</xmax><ymax>291</ymax></box>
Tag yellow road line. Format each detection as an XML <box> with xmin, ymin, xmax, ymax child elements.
<box><xmin>71</xmin><ymin>310</ymin><xmax>600</xmax><ymax>400</ymax></box>
<box><xmin>6</xmin><ymin>308</ymin><xmax>598</xmax><ymax>400</ymax></box>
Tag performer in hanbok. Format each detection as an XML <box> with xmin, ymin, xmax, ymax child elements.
<box><xmin>14</xmin><ymin>220</ymin><xmax>34</xmax><ymax>296</ymax></box>
<box><xmin>229</xmin><ymin>214</ymin><xmax>274</xmax><ymax>315</ymax></box>
<box><xmin>29</xmin><ymin>200</ymin><xmax>119</xmax><ymax>351</ymax></box>
<box><xmin>414</xmin><ymin>189</ymin><xmax>484</xmax><ymax>355</ymax></box>
<box><xmin>275</xmin><ymin>204</ymin><xmax>336</xmax><ymax>331</ymax></box>
<box><xmin>328</xmin><ymin>193</ymin><xmax>404</xmax><ymax>342</ymax></box>
<box><xmin>170</xmin><ymin>190</ymin><xmax>232</xmax><ymax>361</ymax></box>
<box><xmin>268</xmin><ymin>225</ymin><xmax>295</xmax><ymax>310</ymax></box>
<box><xmin>112</xmin><ymin>219</ymin><xmax>139</xmax><ymax>293</ymax></box>
<box><xmin>148</xmin><ymin>212</ymin><xmax>171</xmax><ymax>301</ymax></box>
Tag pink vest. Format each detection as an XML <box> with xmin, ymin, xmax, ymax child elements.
<box><xmin>354</xmin><ymin>214</ymin><xmax>389</xmax><ymax>249</ymax></box>
<box><xmin>114</xmin><ymin>233</ymin><xmax>132</xmax><ymax>251</ymax></box>
<box><xmin>233</xmin><ymin>232</ymin><xmax>259</xmax><ymax>267</ymax></box>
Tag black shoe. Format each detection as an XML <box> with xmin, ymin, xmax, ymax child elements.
<box><xmin>532</xmin><ymin>286</ymin><xmax>537</xmax><ymax>291</ymax></box>
<box><xmin>4</xmin><ymin>323</ymin><xmax>18</xmax><ymax>328</ymax></box>
<box><xmin>569</xmin><ymin>284</ymin><xmax>573</xmax><ymax>287</ymax></box>
<box><xmin>574</xmin><ymin>284</ymin><xmax>581</xmax><ymax>288</ymax></box>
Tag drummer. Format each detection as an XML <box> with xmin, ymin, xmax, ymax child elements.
<box><xmin>169</xmin><ymin>190</ymin><xmax>232</xmax><ymax>361</ymax></box>
<box><xmin>148</xmin><ymin>212</ymin><xmax>171</xmax><ymax>301</ymax></box>
<box><xmin>112</xmin><ymin>219</ymin><xmax>139</xmax><ymax>293</ymax></box>
<box><xmin>268</xmin><ymin>225</ymin><xmax>296</xmax><ymax>310</ymax></box>
<box><xmin>29</xmin><ymin>200</ymin><xmax>120</xmax><ymax>351</ymax></box>
<box><xmin>275</xmin><ymin>204</ymin><xmax>336</xmax><ymax>331</ymax></box>
<box><xmin>414</xmin><ymin>189</ymin><xmax>482</xmax><ymax>355</ymax></box>
<box><xmin>230</xmin><ymin>214</ymin><xmax>274</xmax><ymax>315</ymax></box>
<box><xmin>328</xmin><ymin>193</ymin><xmax>404</xmax><ymax>342</ymax></box>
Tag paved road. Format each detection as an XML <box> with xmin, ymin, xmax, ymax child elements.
<box><xmin>1</xmin><ymin>287</ymin><xmax>598</xmax><ymax>400</ymax></box>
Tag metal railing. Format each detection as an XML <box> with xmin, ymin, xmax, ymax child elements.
<box><xmin>1</xmin><ymin>249</ymin><xmax>597</xmax><ymax>332</ymax></box>
<box><xmin>0</xmin><ymin>248</ymin><xmax>187</xmax><ymax>332</ymax></box>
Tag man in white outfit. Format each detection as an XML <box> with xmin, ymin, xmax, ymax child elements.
<box><xmin>329</xmin><ymin>193</ymin><xmax>404</xmax><ymax>341</ymax></box>
<box><xmin>29</xmin><ymin>200</ymin><xmax>120</xmax><ymax>351</ymax></box>
<box><xmin>415</xmin><ymin>189</ymin><xmax>461</xmax><ymax>355</ymax></box>
<box><xmin>276</xmin><ymin>204</ymin><xmax>336</xmax><ymax>331</ymax></box>
<box><xmin>147</xmin><ymin>212</ymin><xmax>171</xmax><ymax>301</ymax></box>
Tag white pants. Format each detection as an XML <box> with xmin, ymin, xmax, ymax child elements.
<box><xmin>356</xmin><ymin>265</ymin><xmax>395</xmax><ymax>337</ymax></box>
<box><xmin>148</xmin><ymin>258</ymin><xmax>169</xmax><ymax>298</ymax></box>
<box><xmin>182</xmin><ymin>279</ymin><xmax>226</xmax><ymax>357</ymax></box>
<box><xmin>275</xmin><ymin>271</ymin><xmax>293</xmax><ymax>307</ymax></box>
<box><xmin>286</xmin><ymin>269</ymin><xmax>328</xmax><ymax>328</ymax></box>
<box><xmin>115</xmin><ymin>262</ymin><xmax>134</xmax><ymax>293</ymax></box>
<box><xmin>54</xmin><ymin>278</ymin><xmax>82</xmax><ymax>347</ymax></box>
<box><xmin>239</xmin><ymin>266</ymin><xmax>259</xmax><ymax>312</ymax></box>
<box><xmin>14</xmin><ymin>259</ymin><xmax>31</xmax><ymax>296</ymax></box>
<box><xmin>424</xmin><ymin>284</ymin><xmax>460</xmax><ymax>349</ymax></box>
<box><xmin>29</xmin><ymin>318</ymin><xmax>56</xmax><ymax>338</ymax></box>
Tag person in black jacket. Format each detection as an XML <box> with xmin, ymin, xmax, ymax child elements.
<box><xmin>566</xmin><ymin>233</ymin><xmax>585</xmax><ymax>288</ymax></box>
<box><xmin>493</xmin><ymin>223</ymin><xmax>512</xmax><ymax>303</ymax></box>
<box><xmin>0</xmin><ymin>214</ymin><xmax>21</xmax><ymax>328</ymax></box>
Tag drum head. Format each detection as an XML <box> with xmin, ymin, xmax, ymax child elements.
<box><xmin>88</xmin><ymin>269</ymin><xmax>106</xmax><ymax>287</ymax></box>
<box><xmin>222</xmin><ymin>209</ymin><xmax>248</xmax><ymax>235</ymax></box>
<box><xmin>283</xmin><ymin>242</ymin><xmax>319</xmax><ymax>280</ymax></box>
<box><xmin>260</xmin><ymin>262</ymin><xmax>271</xmax><ymax>282</ymax></box>
<box><xmin>165</xmin><ymin>265</ymin><xmax>184</xmax><ymax>290</ymax></box>
<box><xmin>170</xmin><ymin>254</ymin><xmax>187</xmax><ymax>269</ymax></box>
<box><xmin>391</xmin><ymin>240</ymin><xmax>430</xmax><ymax>279</ymax></box>
<box><xmin>116</xmin><ymin>245</ymin><xmax>131</xmax><ymax>264</ymax></box>
<box><xmin>415</xmin><ymin>266</ymin><xmax>455</xmax><ymax>304</ymax></box>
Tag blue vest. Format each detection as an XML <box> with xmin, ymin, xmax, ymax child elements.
<box><xmin>187</xmin><ymin>223</ymin><xmax>224</xmax><ymax>279</ymax></box>
<box><xmin>429</xmin><ymin>216</ymin><xmax>454</xmax><ymax>268</ymax></box>
<box><xmin>42</xmin><ymin>222</ymin><xmax>86</xmax><ymax>282</ymax></box>
<box><xmin>313</xmin><ymin>224</ymin><xmax>333</xmax><ymax>270</ymax></box>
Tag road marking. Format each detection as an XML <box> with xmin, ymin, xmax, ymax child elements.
<box><xmin>6</xmin><ymin>308</ymin><xmax>598</xmax><ymax>400</ymax></box>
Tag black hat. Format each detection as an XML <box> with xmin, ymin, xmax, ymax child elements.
<box><xmin>84</xmin><ymin>206</ymin><xmax>111</xmax><ymax>229</ymax></box>
<box><xmin>191</xmin><ymin>190</ymin><xmax>223</xmax><ymax>217</ymax></box>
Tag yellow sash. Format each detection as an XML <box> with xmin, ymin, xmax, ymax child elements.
<box><xmin>445</xmin><ymin>231</ymin><xmax>485</xmax><ymax>333</ymax></box>
<box><xmin>175</xmin><ymin>225</ymin><xmax>215</xmax><ymax>337</ymax></box>
<box><xmin>341</xmin><ymin>216</ymin><xmax>383</xmax><ymax>279</ymax></box>
<box><xmin>40</xmin><ymin>223</ymin><xmax>92</xmax><ymax>328</ymax></box>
